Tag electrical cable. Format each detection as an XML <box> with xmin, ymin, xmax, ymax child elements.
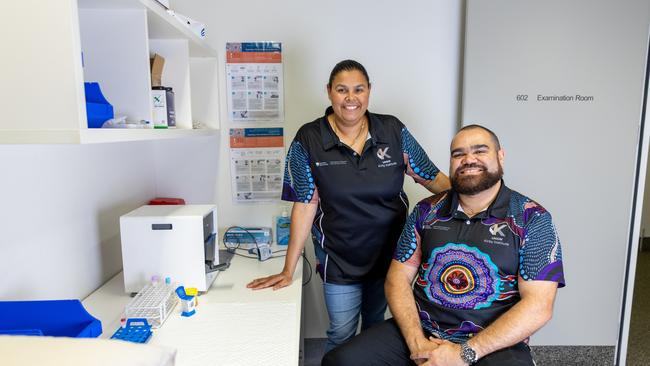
<box><xmin>223</xmin><ymin>226</ymin><xmax>259</xmax><ymax>253</ymax></box>
<box><xmin>223</xmin><ymin>226</ymin><xmax>284</xmax><ymax>260</ymax></box>
<box><xmin>223</xmin><ymin>226</ymin><xmax>312</xmax><ymax>286</ymax></box>
<box><xmin>223</xmin><ymin>226</ymin><xmax>257</xmax><ymax>260</ymax></box>
<box><xmin>231</xmin><ymin>251</ymin><xmax>260</xmax><ymax>259</ymax></box>
<box><xmin>271</xmin><ymin>249</ymin><xmax>288</xmax><ymax>258</ymax></box>
<box><xmin>301</xmin><ymin>252</ymin><xmax>312</xmax><ymax>286</ymax></box>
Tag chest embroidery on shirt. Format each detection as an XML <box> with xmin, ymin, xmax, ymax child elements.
<box><xmin>376</xmin><ymin>146</ymin><xmax>398</xmax><ymax>168</ymax></box>
<box><xmin>483</xmin><ymin>223</ymin><xmax>511</xmax><ymax>246</ymax></box>
<box><xmin>315</xmin><ymin>160</ymin><xmax>348</xmax><ymax>167</ymax></box>
<box><xmin>423</xmin><ymin>224</ymin><xmax>450</xmax><ymax>231</ymax></box>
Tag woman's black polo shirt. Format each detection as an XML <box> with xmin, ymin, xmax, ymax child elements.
<box><xmin>282</xmin><ymin>107</ymin><xmax>441</xmax><ymax>284</ymax></box>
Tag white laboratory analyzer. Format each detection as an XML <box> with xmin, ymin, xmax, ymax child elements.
<box><xmin>120</xmin><ymin>204</ymin><xmax>220</xmax><ymax>293</ymax></box>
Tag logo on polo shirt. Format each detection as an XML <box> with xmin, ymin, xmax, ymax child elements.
<box><xmin>484</xmin><ymin>223</ymin><xmax>510</xmax><ymax>246</ymax></box>
<box><xmin>489</xmin><ymin>223</ymin><xmax>506</xmax><ymax>237</ymax></box>
<box><xmin>377</xmin><ymin>147</ymin><xmax>391</xmax><ymax>160</ymax></box>
<box><xmin>376</xmin><ymin>146</ymin><xmax>398</xmax><ymax>168</ymax></box>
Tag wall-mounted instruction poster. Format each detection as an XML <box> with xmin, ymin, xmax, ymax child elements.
<box><xmin>229</xmin><ymin>128</ymin><xmax>284</xmax><ymax>203</ymax></box>
<box><xmin>226</xmin><ymin>42</ymin><xmax>284</xmax><ymax>122</ymax></box>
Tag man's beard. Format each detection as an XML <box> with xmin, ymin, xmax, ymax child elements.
<box><xmin>451</xmin><ymin>163</ymin><xmax>503</xmax><ymax>195</ymax></box>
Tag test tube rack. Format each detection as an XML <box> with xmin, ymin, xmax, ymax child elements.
<box><xmin>125</xmin><ymin>283</ymin><xmax>177</xmax><ymax>328</ymax></box>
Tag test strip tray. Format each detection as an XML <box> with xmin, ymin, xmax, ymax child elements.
<box><xmin>111</xmin><ymin>318</ymin><xmax>152</xmax><ymax>344</ymax></box>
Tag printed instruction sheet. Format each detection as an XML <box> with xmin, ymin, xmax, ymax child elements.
<box><xmin>226</xmin><ymin>42</ymin><xmax>284</xmax><ymax>122</ymax></box>
<box><xmin>229</xmin><ymin>128</ymin><xmax>284</xmax><ymax>203</ymax></box>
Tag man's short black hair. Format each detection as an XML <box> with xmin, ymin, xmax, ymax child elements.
<box><xmin>327</xmin><ymin>60</ymin><xmax>371</xmax><ymax>89</ymax></box>
<box><xmin>458</xmin><ymin>124</ymin><xmax>501</xmax><ymax>151</ymax></box>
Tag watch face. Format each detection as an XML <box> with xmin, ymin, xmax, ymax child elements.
<box><xmin>461</xmin><ymin>343</ymin><xmax>477</xmax><ymax>364</ymax></box>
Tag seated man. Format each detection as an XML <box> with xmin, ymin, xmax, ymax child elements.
<box><xmin>323</xmin><ymin>124</ymin><xmax>565</xmax><ymax>366</ymax></box>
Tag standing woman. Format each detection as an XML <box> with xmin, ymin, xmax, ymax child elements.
<box><xmin>247</xmin><ymin>60</ymin><xmax>450</xmax><ymax>351</ymax></box>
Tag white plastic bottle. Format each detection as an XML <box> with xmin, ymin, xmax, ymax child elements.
<box><xmin>276</xmin><ymin>211</ymin><xmax>291</xmax><ymax>245</ymax></box>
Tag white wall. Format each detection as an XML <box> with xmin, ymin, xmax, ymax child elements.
<box><xmin>0</xmin><ymin>143</ymin><xmax>157</xmax><ymax>300</ymax></box>
<box><xmin>152</xmin><ymin>136</ymin><xmax>220</xmax><ymax>205</ymax></box>
<box><xmin>168</xmin><ymin>0</ymin><xmax>464</xmax><ymax>338</ymax></box>
<box><xmin>462</xmin><ymin>0</ymin><xmax>650</xmax><ymax>345</ymax></box>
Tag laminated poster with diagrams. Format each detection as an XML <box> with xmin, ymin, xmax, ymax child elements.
<box><xmin>229</xmin><ymin>128</ymin><xmax>284</xmax><ymax>203</ymax></box>
<box><xmin>226</xmin><ymin>42</ymin><xmax>284</xmax><ymax>122</ymax></box>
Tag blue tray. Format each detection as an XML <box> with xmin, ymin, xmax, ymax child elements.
<box><xmin>0</xmin><ymin>299</ymin><xmax>102</xmax><ymax>338</ymax></box>
<box><xmin>111</xmin><ymin>318</ymin><xmax>152</xmax><ymax>344</ymax></box>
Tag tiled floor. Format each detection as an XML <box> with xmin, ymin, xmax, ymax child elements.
<box><xmin>627</xmin><ymin>250</ymin><xmax>650</xmax><ymax>365</ymax></box>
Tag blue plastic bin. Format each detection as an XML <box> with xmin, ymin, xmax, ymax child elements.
<box><xmin>0</xmin><ymin>300</ymin><xmax>102</xmax><ymax>338</ymax></box>
<box><xmin>84</xmin><ymin>82</ymin><xmax>114</xmax><ymax>128</ymax></box>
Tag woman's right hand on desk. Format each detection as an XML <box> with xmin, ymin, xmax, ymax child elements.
<box><xmin>246</xmin><ymin>271</ymin><xmax>292</xmax><ymax>290</ymax></box>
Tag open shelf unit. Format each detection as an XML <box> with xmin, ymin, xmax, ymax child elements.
<box><xmin>1</xmin><ymin>0</ymin><xmax>219</xmax><ymax>144</ymax></box>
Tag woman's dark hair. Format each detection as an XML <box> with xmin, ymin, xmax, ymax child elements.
<box><xmin>327</xmin><ymin>60</ymin><xmax>371</xmax><ymax>89</ymax></box>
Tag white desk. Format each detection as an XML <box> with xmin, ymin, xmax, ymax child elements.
<box><xmin>83</xmin><ymin>253</ymin><xmax>303</xmax><ymax>366</ymax></box>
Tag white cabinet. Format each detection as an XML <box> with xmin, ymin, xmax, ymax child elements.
<box><xmin>1</xmin><ymin>0</ymin><xmax>219</xmax><ymax>144</ymax></box>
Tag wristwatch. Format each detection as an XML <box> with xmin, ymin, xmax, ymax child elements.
<box><xmin>460</xmin><ymin>342</ymin><xmax>478</xmax><ymax>365</ymax></box>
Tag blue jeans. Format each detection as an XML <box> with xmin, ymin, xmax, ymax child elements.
<box><xmin>315</xmin><ymin>244</ymin><xmax>388</xmax><ymax>352</ymax></box>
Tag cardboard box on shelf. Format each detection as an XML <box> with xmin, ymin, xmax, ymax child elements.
<box><xmin>150</xmin><ymin>54</ymin><xmax>165</xmax><ymax>87</ymax></box>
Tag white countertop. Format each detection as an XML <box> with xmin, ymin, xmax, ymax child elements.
<box><xmin>83</xmin><ymin>251</ymin><xmax>303</xmax><ymax>366</ymax></box>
